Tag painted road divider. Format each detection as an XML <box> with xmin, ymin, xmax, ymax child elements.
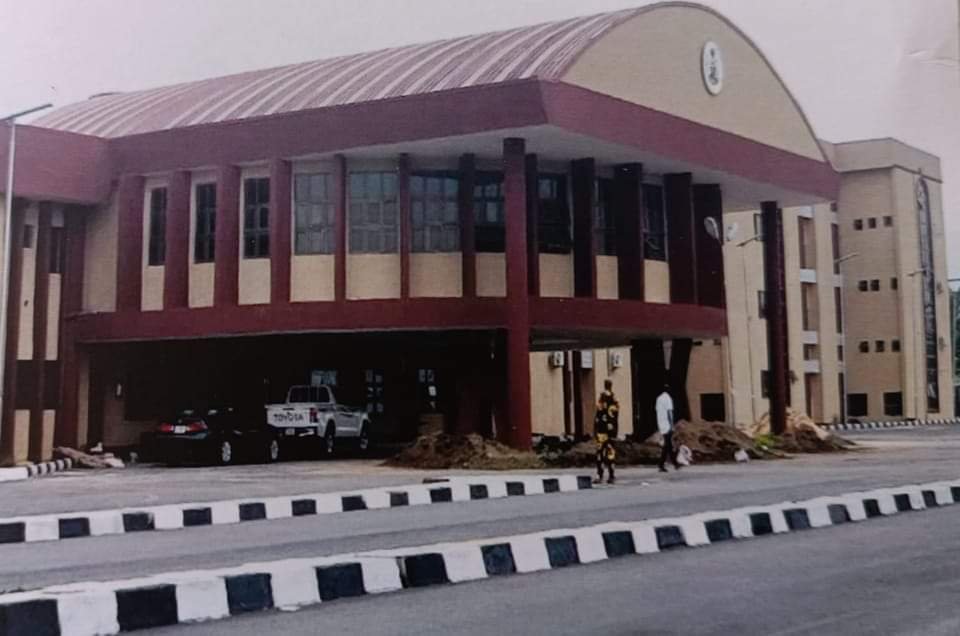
<box><xmin>0</xmin><ymin>459</ymin><xmax>74</xmax><ymax>484</ymax></box>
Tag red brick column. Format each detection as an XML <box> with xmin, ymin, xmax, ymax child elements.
<box><xmin>269</xmin><ymin>159</ymin><xmax>292</xmax><ymax>305</ymax></box>
<box><xmin>213</xmin><ymin>165</ymin><xmax>240</xmax><ymax>307</ymax></box>
<box><xmin>503</xmin><ymin>138</ymin><xmax>531</xmax><ymax>449</ymax></box>
<box><xmin>163</xmin><ymin>171</ymin><xmax>190</xmax><ymax>310</ymax></box>
<box><xmin>115</xmin><ymin>175</ymin><xmax>145</xmax><ymax>312</ymax></box>
<box><xmin>458</xmin><ymin>154</ymin><xmax>476</xmax><ymax>298</ymax></box>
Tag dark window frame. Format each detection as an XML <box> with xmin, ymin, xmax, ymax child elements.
<box><xmin>883</xmin><ymin>215</ymin><xmax>893</xmax><ymax>227</ymax></box>
<box><xmin>537</xmin><ymin>174</ymin><xmax>572</xmax><ymax>254</ymax></box>
<box><xmin>194</xmin><ymin>183</ymin><xmax>217</xmax><ymax>264</ymax></box>
<box><xmin>349</xmin><ymin>171</ymin><xmax>399</xmax><ymax>254</ymax></box>
<box><xmin>848</xmin><ymin>393</ymin><xmax>868</xmax><ymax>417</ymax></box>
<box><xmin>48</xmin><ymin>226</ymin><xmax>65</xmax><ymax>274</ymax></box>
<box><xmin>699</xmin><ymin>393</ymin><xmax>726</xmax><ymax>422</ymax></box>
<box><xmin>147</xmin><ymin>187</ymin><xmax>167</xmax><ymax>266</ymax></box>
<box><xmin>875</xmin><ymin>340</ymin><xmax>885</xmax><ymax>353</ymax></box>
<box><xmin>473</xmin><ymin>171</ymin><xmax>505</xmax><ymax>253</ymax></box>
<box><xmin>243</xmin><ymin>177</ymin><xmax>270</xmax><ymax>259</ymax></box>
<box><xmin>892</xmin><ymin>339</ymin><xmax>901</xmax><ymax>352</ymax></box>
<box><xmin>870</xmin><ymin>279</ymin><xmax>880</xmax><ymax>292</ymax></box>
<box><xmin>294</xmin><ymin>173</ymin><xmax>336</xmax><ymax>255</ymax></box>
<box><xmin>853</xmin><ymin>219</ymin><xmax>863</xmax><ymax>231</ymax></box>
<box><xmin>858</xmin><ymin>280</ymin><xmax>868</xmax><ymax>292</ymax></box>
<box><xmin>410</xmin><ymin>171</ymin><xmax>460</xmax><ymax>253</ymax></box>
<box><xmin>643</xmin><ymin>183</ymin><xmax>667</xmax><ymax>261</ymax></box>
<box><xmin>883</xmin><ymin>392</ymin><xmax>903</xmax><ymax>416</ymax></box>
<box><xmin>867</xmin><ymin>217</ymin><xmax>877</xmax><ymax>229</ymax></box>
<box><xmin>594</xmin><ymin>178</ymin><xmax>616</xmax><ymax>256</ymax></box>
<box><xmin>858</xmin><ymin>341</ymin><xmax>870</xmax><ymax>353</ymax></box>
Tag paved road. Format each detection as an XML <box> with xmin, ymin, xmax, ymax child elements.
<box><xmin>147</xmin><ymin>505</ymin><xmax>960</xmax><ymax>636</ymax></box>
<box><xmin>3</xmin><ymin>427</ymin><xmax>960</xmax><ymax>592</ymax></box>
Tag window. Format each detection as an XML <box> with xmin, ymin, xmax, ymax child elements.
<box><xmin>48</xmin><ymin>227</ymin><xmax>64</xmax><ymax>274</ymax></box>
<box><xmin>803</xmin><ymin>344</ymin><xmax>817</xmax><ymax>361</ymax></box>
<box><xmin>830</xmin><ymin>201</ymin><xmax>838</xmax><ymax>212</ymax></box>
<box><xmin>538</xmin><ymin>175</ymin><xmax>571</xmax><ymax>254</ymax></box>
<box><xmin>853</xmin><ymin>219</ymin><xmax>863</xmax><ymax>231</ymax></box>
<box><xmin>366</xmin><ymin>369</ymin><xmax>386</xmax><ymax>415</ymax></box>
<box><xmin>761</xmin><ymin>370</ymin><xmax>770</xmax><ymax>398</ymax></box>
<box><xmin>700</xmin><ymin>393</ymin><xmax>726</xmax><ymax>422</ymax></box>
<box><xmin>858</xmin><ymin>341</ymin><xmax>869</xmax><ymax>353</ymax></box>
<box><xmin>194</xmin><ymin>183</ymin><xmax>217</xmax><ymax>263</ymax></box>
<box><xmin>837</xmin><ymin>345</ymin><xmax>844</xmax><ymax>362</ymax></box>
<box><xmin>294</xmin><ymin>173</ymin><xmax>335</xmax><ymax>254</ymax></box>
<box><xmin>757</xmin><ymin>290</ymin><xmax>767</xmax><ymax>319</ymax></box>
<box><xmin>847</xmin><ymin>393</ymin><xmax>868</xmax><ymax>417</ymax></box>
<box><xmin>474</xmin><ymin>171</ymin><xmax>505</xmax><ymax>252</ymax></box>
<box><xmin>243</xmin><ymin>177</ymin><xmax>270</xmax><ymax>259</ymax></box>
<box><xmin>867</xmin><ymin>217</ymin><xmax>877</xmax><ymax>229</ymax></box>
<box><xmin>754</xmin><ymin>213</ymin><xmax>765</xmax><ymax>241</ymax></box>
<box><xmin>883</xmin><ymin>392</ymin><xmax>903</xmax><ymax>416</ymax></box>
<box><xmin>349</xmin><ymin>172</ymin><xmax>398</xmax><ymax>254</ymax></box>
<box><xmin>891</xmin><ymin>339</ymin><xmax>901</xmax><ymax>352</ymax></box>
<box><xmin>831</xmin><ymin>224</ymin><xmax>841</xmax><ymax>274</ymax></box>
<box><xmin>22</xmin><ymin>225</ymin><xmax>34</xmax><ymax>249</ymax></box>
<box><xmin>890</xmin><ymin>277</ymin><xmax>898</xmax><ymax>291</ymax></box>
<box><xmin>857</xmin><ymin>280</ymin><xmax>868</xmax><ymax>292</ymax></box>
<box><xmin>798</xmin><ymin>217</ymin><xmax>814</xmax><ymax>269</ymax></box>
<box><xmin>883</xmin><ymin>216</ymin><xmax>893</xmax><ymax>227</ymax></box>
<box><xmin>870</xmin><ymin>279</ymin><xmax>880</xmax><ymax>291</ymax></box>
<box><xmin>147</xmin><ymin>187</ymin><xmax>167</xmax><ymax>266</ymax></box>
<box><xmin>411</xmin><ymin>172</ymin><xmax>460</xmax><ymax>253</ymax></box>
<box><xmin>594</xmin><ymin>178</ymin><xmax>616</xmax><ymax>256</ymax></box>
<box><xmin>875</xmin><ymin>340</ymin><xmax>885</xmax><ymax>353</ymax></box>
<box><xmin>834</xmin><ymin>287</ymin><xmax>843</xmax><ymax>333</ymax></box>
<box><xmin>643</xmin><ymin>184</ymin><xmax>667</xmax><ymax>260</ymax></box>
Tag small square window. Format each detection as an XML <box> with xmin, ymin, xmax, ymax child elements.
<box><xmin>830</xmin><ymin>202</ymin><xmax>838</xmax><ymax>212</ymax></box>
<box><xmin>848</xmin><ymin>393</ymin><xmax>868</xmax><ymax>417</ymax></box>
<box><xmin>883</xmin><ymin>216</ymin><xmax>893</xmax><ymax>227</ymax></box>
<box><xmin>867</xmin><ymin>217</ymin><xmax>877</xmax><ymax>229</ymax></box>
<box><xmin>891</xmin><ymin>340</ymin><xmax>901</xmax><ymax>352</ymax></box>
<box><xmin>883</xmin><ymin>392</ymin><xmax>903</xmax><ymax>416</ymax></box>
<box><xmin>858</xmin><ymin>341</ymin><xmax>869</xmax><ymax>353</ymax></box>
<box><xmin>875</xmin><ymin>340</ymin><xmax>885</xmax><ymax>353</ymax></box>
<box><xmin>870</xmin><ymin>279</ymin><xmax>880</xmax><ymax>291</ymax></box>
<box><xmin>890</xmin><ymin>277</ymin><xmax>898</xmax><ymax>290</ymax></box>
<box><xmin>853</xmin><ymin>219</ymin><xmax>863</xmax><ymax>231</ymax></box>
<box><xmin>858</xmin><ymin>280</ymin><xmax>868</xmax><ymax>292</ymax></box>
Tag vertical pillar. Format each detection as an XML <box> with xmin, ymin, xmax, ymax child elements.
<box><xmin>571</xmin><ymin>158</ymin><xmax>597</xmax><ymax>297</ymax></box>
<box><xmin>665</xmin><ymin>173</ymin><xmax>697</xmax><ymax>304</ymax></box>
<box><xmin>614</xmin><ymin>164</ymin><xmax>644</xmax><ymax>300</ymax></box>
<box><xmin>668</xmin><ymin>338</ymin><xmax>693</xmax><ymax>422</ymax></box>
<box><xmin>269</xmin><ymin>159</ymin><xmax>292</xmax><ymax>305</ymax></box>
<box><xmin>631</xmin><ymin>339</ymin><xmax>666</xmax><ymax>439</ymax></box>
<box><xmin>524</xmin><ymin>154</ymin><xmax>540</xmax><ymax>297</ymax></box>
<box><xmin>28</xmin><ymin>205</ymin><xmax>51</xmax><ymax>461</ymax></box>
<box><xmin>0</xmin><ymin>202</ymin><xmax>25</xmax><ymax>464</ymax></box>
<box><xmin>115</xmin><ymin>175</ymin><xmax>144</xmax><ymax>312</ymax></box>
<box><xmin>692</xmin><ymin>184</ymin><xmax>725</xmax><ymax>308</ymax></box>
<box><xmin>458</xmin><ymin>154</ymin><xmax>477</xmax><ymax>298</ymax></box>
<box><xmin>398</xmin><ymin>154</ymin><xmax>412</xmax><ymax>300</ymax></box>
<box><xmin>163</xmin><ymin>171</ymin><xmax>190</xmax><ymax>310</ymax></box>
<box><xmin>56</xmin><ymin>208</ymin><xmax>86</xmax><ymax>448</ymax></box>
<box><xmin>503</xmin><ymin>138</ymin><xmax>531</xmax><ymax>449</ymax></box>
<box><xmin>334</xmin><ymin>155</ymin><xmax>347</xmax><ymax>302</ymax></box>
<box><xmin>213</xmin><ymin>165</ymin><xmax>240</xmax><ymax>307</ymax></box>
<box><xmin>762</xmin><ymin>200</ymin><xmax>787</xmax><ymax>435</ymax></box>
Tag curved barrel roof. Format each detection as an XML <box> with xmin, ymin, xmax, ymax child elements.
<box><xmin>33</xmin><ymin>9</ymin><xmax>638</xmax><ymax>139</ymax></box>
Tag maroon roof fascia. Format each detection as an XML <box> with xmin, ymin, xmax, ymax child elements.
<box><xmin>0</xmin><ymin>124</ymin><xmax>111</xmax><ymax>205</ymax></box>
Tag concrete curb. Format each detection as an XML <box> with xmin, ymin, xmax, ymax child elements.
<box><xmin>824</xmin><ymin>418</ymin><xmax>960</xmax><ymax>432</ymax></box>
<box><xmin>0</xmin><ymin>459</ymin><xmax>74</xmax><ymax>484</ymax></box>
<box><xmin>2</xmin><ymin>477</ymin><xmax>957</xmax><ymax>635</ymax></box>
<box><xmin>0</xmin><ymin>474</ymin><xmax>594</xmax><ymax>546</ymax></box>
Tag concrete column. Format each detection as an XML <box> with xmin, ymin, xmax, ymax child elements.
<box><xmin>28</xmin><ymin>204</ymin><xmax>52</xmax><ymax>461</ymax></box>
<box><xmin>525</xmin><ymin>154</ymin><xmax>539</xmax><ymax>297</ymax></box>
<box><xmin>163</xmin><ymin>171</ymin><xmax>190</xmax><ymax>310</ymax></box>
<box><xmin>503</xmin><ymin>138</ymin><xmax>531</xmax><ymax>449</ymax></box>
<box><xmin>398</xmin><ymin>154</ymin><xmax>411</xmax><ymax>300</ymax></box>
<box><xmin>665</xmin><ymin>173</ymin><xmax>696</xmax><ymax>304</ymax></box>
<box><xmin>115</xmin><ymin>175</ymin><xmax>145</xmax><ymax>312</ymax></box>
<box><xmin>458</xmin><ymin>154</ymin><xmax>477</xmax><ymax>298</ymax></box>
<box><xmin>614</xmin><ymin>164</ymin><xmax>644</xmax><ymax>300</ymax></box>
<box><xmin>693</xmin><ymin>184</ymin><xmax>725</xmax><ymax>308</ymax></box>
<box><xmin>213</xmin><ymin>165</ymin><xmax>240</xmax><ymax>307</ymax></box>
<box><xmin>334</xmin><ymin>155</ymin><xmax>347</xmax><ymax>302</ymax></box>
<box><xmin>55</xmin><ymin>208</ymin><xmax>87</xmax><ymax>448</ymax></box>
<box><xmin>269</xmin><ymin>159</ymin><xmax>292</xmax><ymax>305</ymax></box>
<box><xmin>571</xmin><ymin>158</ymin><xmax>597</xmax><ymax>298</ymax></box>
<box><xmin>762</xmin><ymin>200</ymin><xmax>787</xmax><ymax>435</ymax></box>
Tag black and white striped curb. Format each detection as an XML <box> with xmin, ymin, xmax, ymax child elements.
<box><xmin>0</xmin><ymin>474</ymin><xmax>593</xmax><ymax>546</ymax></box>
<box><xmin>0</xmin><ymin>459</ymin><xmax>73</xmax><ymax>484</ymax></box>
<box><xmin>2</xmin><ymin>478</ymin><xmax>957</xmax><ymax>636</ymax></box>
<box><xmin>824</xmin><ymin>417</ymin><xmax>960</xmax><ymax>432</ymax></box>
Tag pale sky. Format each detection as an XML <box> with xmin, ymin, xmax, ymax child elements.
<box><xmin>2</xmin><ymin>0</ymin><xmax>958</xmax><ymax>272</ymax></box>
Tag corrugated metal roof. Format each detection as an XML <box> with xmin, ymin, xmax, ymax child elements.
<box><xmin>33</xmin><ymin>9</ymin><xmax>637</xmax><ymax>139</ymax></box>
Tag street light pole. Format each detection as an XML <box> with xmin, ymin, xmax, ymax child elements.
<box><xmin>735</xmin><ymin>233</ymin><xmax>763</xmax><ymax>425</ymax></box>
<box><xmin>907</xmin><ymin>268</ymin><xmax>927</xmax><ymax>420</ymax></box>
<box><xmin>0</xmin><ymin>103</ymin><xmax>53</xmax><ymax>457</ymax></box>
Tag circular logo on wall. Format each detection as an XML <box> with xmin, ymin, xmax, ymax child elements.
<box><xmin>701</xmin><ymin>41</ymin><xmax>724</xmax><ymax>95</ymax></box>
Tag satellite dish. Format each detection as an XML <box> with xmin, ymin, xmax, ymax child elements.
<box><xmin>704</xmin><ymin>216</ymin><xmax>721</xmax><ymax>243</ymax></box>
<box><xmin>726</xmin><ymin>222</ymin><xmax>739</xmax><ymax>243</ymax></box>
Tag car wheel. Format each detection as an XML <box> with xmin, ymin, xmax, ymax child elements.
<box><xmin>358</xmin><ymin>425</ymin><xmax>371</xmax><ymax>453</ymax></box>
<box><xmin>217</xmin><ymin>440</ymin><xmax>233</xmax><ymax>466</ymax></box>
<box><xmin>322</xmin><ymin>427</ymin><xmax>335</xmax><ymax>457</ymax></box>
<box><xmin>266</xmin><ymin>438</ymin><xmax>280</xmax><ymax>463</ymax></box>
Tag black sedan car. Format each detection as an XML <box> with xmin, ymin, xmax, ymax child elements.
<box><xmin>153</xmin><ymin>406</ymin><xmax>279</xmax><ymax>466</ymax></box>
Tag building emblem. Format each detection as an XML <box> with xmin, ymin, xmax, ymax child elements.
<box><xmin>701</xmin><ymin>41</ymin><xmax>724</xmax><ymax>95</ymax></box>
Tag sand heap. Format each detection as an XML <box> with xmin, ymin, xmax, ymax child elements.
<box><xmin>389</xmin><ymin>433</ymin><xmax>544</xmax><ymax>470</ymax></box>
<box><xmin>747</xmin><ymin>408</ymin><xmax>854</xmax><ymax>453</ymax></box>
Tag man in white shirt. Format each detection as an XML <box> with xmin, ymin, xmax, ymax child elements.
<box><xmin>656</xmin><ymin>384</ymin><xmax>680</xmax><ymax>473</ymax></box>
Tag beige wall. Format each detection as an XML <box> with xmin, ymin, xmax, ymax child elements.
<box><xmin>40</xmin><ymin>410</ymin><xmax>55</xmax><ymax>461</ymax></box>
<box><xmin>563</xmin><ymin>4</ymin><xmax>824</xmax><ymax>161</ymax></box>
<box><xmin>141</xmin><ymin>178</ymin><xmax>166</xmax><ymax>312</ymax></box>
<box><xmin>686</xmin><ymin>339</ymin><xmax>726</xmax><ymax>422</ymax></box>
<box><xmin>46</xmin><ymin>274</ymin><xmax>61</xmax><ymax>360</ymax></box>
<box><xmin>76</xmin><ymin>348</ymin><xmax>90</xmax><ymax>449</ymax></box>
<box><xmin>411</xmin><ymin>253</ymin><xmax>462</xmax><ymax>298</ymax></box>
<box><xmin>291</xmin><ymin>254</ymin><xmax>335</xmax><ymax>302</ymax></box>
<box><xmin>539</xmin><ymin>253</ymin><xmax>573</xmax><ymax>298</ymax></box>
<box><xmin>530</xmin><ymin>352</ymin><xmax>566</xmax><ymax>436</ymax></box>
<box><xmin>239</xmin><ymin>167</ymin><xmax>272</xmax><ymax>305</ymax></box>
<box><xmin>476</xmin><ymin>253</ymin><xmax>506</xmax><ymax>297</ymax></box>
<box><xmin>189</xmin><ymin>175</ymin><xmax>215</xmax><ymax>308</ymax></box>
<box><xmin>83</xmin><ymin>194</ymin><xmax>118</xmax><ymax>313</ymax></box>
<box><xmin>644</xmin><ymin>260</ymin><xmax>670</xmax><ymax>303</ymax></box>
<box><xmin>347</xmin><ymin>254</ymin><xmax>401</xmax><ymax>300</ymax></box>
<box><xmin>12</xmin><ymin>410</ymin><xmax>29</xmax><ymax>464</ymax></box>
<box><xmin>596</xmin><ymin>255</ymin><xmax>618</xmax><ymax>299</ymax></box>
<box><xmin>17</xmin><ymin>206</ymin><xmax>38</xmax><ymax>360</ymax></box>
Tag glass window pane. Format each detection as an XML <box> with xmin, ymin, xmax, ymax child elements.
<box><xmin>382</xmin><ymin>173</ymin><xmax>397</xmax><ymax>196</ymax></box>
<box><xmin>350</xmin><ymin>174</ymin><xmax>365</xmax><ymax>199</ymax></box>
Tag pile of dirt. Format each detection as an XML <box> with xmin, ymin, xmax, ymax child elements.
<box><xmin>747</xmin><ymin>409</ymin><xmax>854</xmax><ymax>453</ymax></box>
<box><xmin>672</xmin><ymin>420</ymin><xmax>783</xmax><ymax>463</ymax></box>
<box><xmin>538</xmin><ymin>437</ymin><xmax>663</xmax><ymax>467</ymax></box>
<box><xmin>54</xmin><ymin>446</ymin><xmax>125</xmax><ymax>469</ymax></box>
<box><xmin>388</xmin><ymin>433</ymin><xmax>544</xmax><ymax>470</ymax></box>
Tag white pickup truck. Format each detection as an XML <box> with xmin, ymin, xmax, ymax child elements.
<box><xmin>265</xmin><ymin>385</ymin><xmax>371</xmax><ymax>456</ymax></box>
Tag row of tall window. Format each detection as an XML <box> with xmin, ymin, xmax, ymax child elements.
<box><xmin>852</xmin><ymin>216</ymin><xmax>893</xmax><ymax>230</ymax></box>
<box><xmin>856</xmin><ymin>278</ymin><xmax>898</xmax><ymax>292</ymax></box>
<box><xmin>857</xmin><ymin>339</ymin><xmax>901</xmax><ymax>353</ymax></box>
<box><xmin>145</xmin><ymin>171</ymin><xmax>671</xmax><ymax>265</ymax></box>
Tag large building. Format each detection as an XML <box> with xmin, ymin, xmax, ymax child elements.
<box><xmin>5</xmin><ymin>2</ymin><xmax>926</xmax><ymax>464</ymax></box>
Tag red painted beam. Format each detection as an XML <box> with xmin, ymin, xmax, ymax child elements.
<box><xmin>213</xmin><ymin>165</ymin><xmax>240</xmax><ymax>307</ymax></box>
<box><xmin>530</xmin><ymin>298</ymin><xmax>727</xmax><ymax>339</ymax></box>
<box><xmin>163</xmin><ymin>171</ymin><xmax>191</xmax><ymax>310</ymax></box>
<box><xmin>115</xmin><ymin>175</ymin><xmax>145</xmax><ymax>312</ymax></box>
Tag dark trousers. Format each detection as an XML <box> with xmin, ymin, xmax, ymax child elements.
<box><xmin>596</xmin><ymin>438</ymin><xmax>615</xmax><ymax>481</ymax></box>
<box><xmin>659</xmin><ymin>431</ymin><xmax>678</xmax><ymax>469</ymax></box>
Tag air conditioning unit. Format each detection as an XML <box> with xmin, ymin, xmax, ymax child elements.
<box><xmin>580</xmin><ymin>351</ymin><xmax>594</xmax><ymax>369</ymax></box>
<box><xmin>549</xmin><ymin>351</ymin><xmax>565</xmax><ymax>368</ymax></box>
<box><xmin>609</xmin><ymin>350</ymin><xmax>624</xmax><ymax>370</ymax></box>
